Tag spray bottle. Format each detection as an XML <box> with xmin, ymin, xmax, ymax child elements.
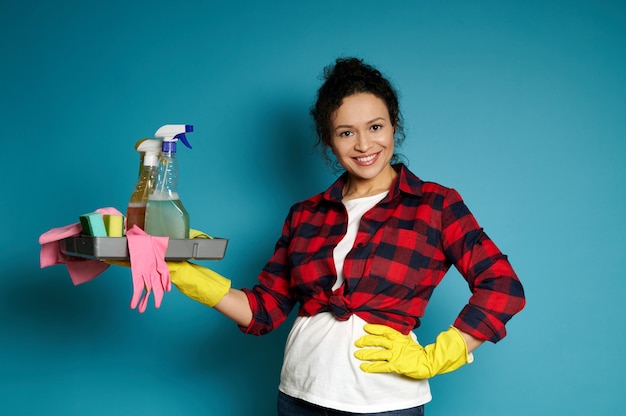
<box><xmin>126</xmin><ymin>139</ymin><xmax>162</xmax><ymax>232</ymax></box>
<box><xmin>144</xmin><ymin>124</ymin><xmax>193</xmax><ymax>238</ymax></box>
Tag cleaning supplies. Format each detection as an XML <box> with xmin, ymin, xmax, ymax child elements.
<box><xmin>144</xmin><ymin>124</ymin><xmax>193</xmax><ymax>239</ymax></box>
<box><xmin>126</xmin><ymin>139</ymin><xmax>162</xmax><ymax>232</ymax></box>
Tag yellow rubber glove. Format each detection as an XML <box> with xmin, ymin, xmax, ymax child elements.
<box><xmin>189</xmin><ymin>229</ymin><xmax>212</xmax><ymax>239</ymax></box>
<box><xmin>167</xmin><ymin>261</ymin><xmax>231</xmax><ymax>307</ymax></box>
<box><xmin>354</xmin><ymin>324</ymin><xmax>472</xmax><ymax>379</ymax></box>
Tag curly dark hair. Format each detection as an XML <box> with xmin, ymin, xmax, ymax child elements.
<box><xmin>310</xmin><ymin>57</ymin><xmax>406</xmax><ymax>167</ymax></box>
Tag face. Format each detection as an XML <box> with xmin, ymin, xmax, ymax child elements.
<box><xmin>330</xmin><ymin>93</ymin><xmax>396</xmax><ymax>186</ymax></box>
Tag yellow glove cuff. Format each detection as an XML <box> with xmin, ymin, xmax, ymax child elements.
<box><xmin>421</xmin><ymin>326</ymin><xmax>472</xmax><ymax>377</ymax></box>
<box><xmin>168</xmin><ymin>261</ymin><xmax>231</xmax><ymax>307</ymax></box>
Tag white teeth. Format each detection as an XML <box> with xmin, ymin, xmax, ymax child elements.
<box><xmin>356</xmin><ymin>154</ymin><xmax>377</xmax><ymax>163</ymax></box>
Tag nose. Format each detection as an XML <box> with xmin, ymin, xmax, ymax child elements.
<box><xmin>354</xmin><ymin>132</ymin><xmax>372</xmax><ymax>152</ymax></box>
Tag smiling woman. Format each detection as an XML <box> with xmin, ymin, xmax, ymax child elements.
<box><xmin>4</xmin><ymin>0</ymin><xmax>625</xmax><ymax>413</ymax></box>
<box><xmin>149</xmin><ymin>56</ymin><xmax>526</xmax><ymax>415</ymax></box>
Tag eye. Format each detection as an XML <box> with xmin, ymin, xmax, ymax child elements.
<box><xmin>370</xmin><ymin>124</ymin><xmax>383</xmax><ymax>132</ymax></box>
<box><xmin>338</xmin><ymin>130</ymin><xmax>353</xmax><ymax>137</ymax></box>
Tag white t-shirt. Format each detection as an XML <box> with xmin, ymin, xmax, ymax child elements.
<box><xmin>278</xmin><ymin>192</ymin><xmax>431</xmax><ymax>413</ymax></box>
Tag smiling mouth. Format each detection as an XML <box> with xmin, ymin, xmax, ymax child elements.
<box><xmin>354</xmin><ymin>152</ymin><xmax>379</xmax><ymax>165</ymax></box>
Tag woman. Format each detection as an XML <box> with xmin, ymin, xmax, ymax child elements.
<box><xmin>169</xmin><ymin>57</ymin><xmax>525</xmax><ymax>415</ymax></box>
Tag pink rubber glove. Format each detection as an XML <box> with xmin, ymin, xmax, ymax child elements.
<box><xmin>151</xmin><ymin>234</ymin><xmax>171</xmax><ymax>293</ymax></box>
<box><xmin>126</xmin><ymin>226</ymin><xmax>169</xmax><ymax>312</ymax></box>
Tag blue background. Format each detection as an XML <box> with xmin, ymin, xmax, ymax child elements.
<box><xmin>1</xmin><ymin>0</ymin><xmax>624</xmax><ymax>414</ymax></box>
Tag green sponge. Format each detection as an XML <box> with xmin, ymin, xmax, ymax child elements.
<box><xmin>79</xmin><ymin>212</ymin><xmax>108</xmax><ymax>237</ymax></box>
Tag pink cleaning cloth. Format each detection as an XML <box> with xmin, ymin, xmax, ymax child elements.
<box><xmin>39</xmin><ymin>207</ymin><xmax>123</xmax><ymax>285</ymax></box>
<box><xmin>126</xmin><ymin>225</ymin><xmax>170</xmax><ymax>312</ymax></box>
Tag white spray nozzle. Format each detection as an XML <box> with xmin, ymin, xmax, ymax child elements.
<box><xmin>136</xmin><ymin>139</ymin><xmax>162</xmax><ymax>166</ymax></box>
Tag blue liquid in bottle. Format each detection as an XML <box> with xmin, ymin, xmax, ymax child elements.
<box><xmin>145</xmin><ymin>193</ymin><xmax>189</xmax><ymax>238</ymax></box>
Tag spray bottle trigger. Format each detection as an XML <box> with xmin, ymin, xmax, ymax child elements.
<box><xmin>175</xmin><ymin>133</ymin><xmax>192</xmax><ymax>149</ymax></box>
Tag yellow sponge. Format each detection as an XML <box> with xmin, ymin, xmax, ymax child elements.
<box><xmin>103</xmin><ymin>214</ymin><xmax>124</xmax><ymax>237</ymax></box>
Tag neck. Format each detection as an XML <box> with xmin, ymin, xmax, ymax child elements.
<box><xmin>342</xmin><ymin>164</ymin><xmax>397</xmax><ymax>201</ymax></box>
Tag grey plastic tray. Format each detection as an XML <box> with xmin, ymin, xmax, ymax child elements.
<box><xmin>60</xmin><ymin>236</ymin><xmax>228</xmax><ymax>261</ymax></box>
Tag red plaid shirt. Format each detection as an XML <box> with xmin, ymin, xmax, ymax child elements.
<box><xmin>241</xmin><ymin>164</ymin><xmax>525</xmax><ymax>343</ymax></box>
